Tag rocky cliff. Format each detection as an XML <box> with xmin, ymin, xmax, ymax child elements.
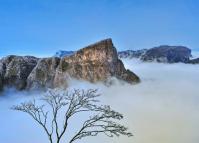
<box><xmin>54</xmin><ymin>39</ymin><xmax>140</xmax><ymax>85</ymax></box>
<box><xmin>0</xmin><ymin>55</ymin><xmax>38</xmax><ymax>90</ymax></box>
<box><xmin>26</xmin><ymin>57</ymin><xmax>60</xmax><ymax>89</ymax></box>
<box><xmin>0</xmin><ymin>39</ymin><xmax>140</xmax><ymax>91</ymax></box>
<box><xmin>141</xmin><ymin>45</ymin><xmax>191</xmax><ymax>63</ymax></box>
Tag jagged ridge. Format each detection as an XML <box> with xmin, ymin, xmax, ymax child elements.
<box><xmin>0</xmin><ymin>39</ymin><xmax>140</xmax><ymax>91</ymax></box>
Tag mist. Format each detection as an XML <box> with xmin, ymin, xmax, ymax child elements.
<box><xmin>0</xmin><ymin>59</ymin><xmax>199</xmax><ymax>143</ymax></box>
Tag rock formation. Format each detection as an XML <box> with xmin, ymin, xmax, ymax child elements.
<box><xmin>54</xmin><ymin>39</ymin><xmax>140</xmax><ymax>87</ymax></box>
<box><xmin>0</xmin><ymin>55</ymin><xmax>38</xmax><ymax>90</ymax></box>
<box><xmin>0</xmin><ymin>39</ymin><xmax>140</xmax><ymax>91</ymax></box>
<box><xmin>27</xmin><ymin>57</ymin><xmax>60</xmax><ymax>89</ymax></box>
<box><xmin>188</xmin><ymin>58</ymin><xmax>199</xmax><ymax>64</ymax></box>
<box><xmin>118</xmin><ymin>46</ymin><xmax>192</xmax><ymax>63</ymax></box>
<box><xmin>140</xmin><ymin>45</ymin><xmax>191</xmax><ymax>63</ymax></box>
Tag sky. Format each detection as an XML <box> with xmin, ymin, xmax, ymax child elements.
<box><xmin>0</xmin><ymin>0</ymin><xmax>199</xmax><ymax>57</ymax></box>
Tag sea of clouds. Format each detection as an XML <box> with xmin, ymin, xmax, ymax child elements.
<box><xmin>0</xmin><ymin>59</ymin><xmax>199</xmax><ymax>143</ymax></box>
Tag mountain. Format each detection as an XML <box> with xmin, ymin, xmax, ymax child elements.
<box><xmin>0</xmin><ymin>55</ymin><xmax>39</xmax><ymax>90</ymax></box>
<box><xmin>0</xmin><ymin>39</ymin><xmax>140</xmax><ymax>92</ymax></box>
<box><xmin>141</xmin><ymin>45</ymin><xmax>191</xmax><ymax>63</ymax></box>
<box><xmin>119</xmin><ymin>45</ymin><xmax>192</xmax><ymax>63</ymax></box>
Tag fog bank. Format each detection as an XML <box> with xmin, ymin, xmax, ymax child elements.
<box><xmin>0</xmin><ymin>59</ymin><xmax>199</xmax><ymax>143</ymax></box>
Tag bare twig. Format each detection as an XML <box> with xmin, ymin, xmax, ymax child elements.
<box><xmin>11</xmin><ymin>89</ymin><xmax>132</xmax><ymax>143</ymax></box>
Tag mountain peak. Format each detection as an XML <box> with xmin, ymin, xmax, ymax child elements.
<box><xmin>0</xmin><ymin>39</ymin><xmax>140</xmax><ymax>91</ymax></box>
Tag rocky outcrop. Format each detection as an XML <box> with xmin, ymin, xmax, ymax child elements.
<box><xmin>53</xmin><ymin>39</ymin><xmax>140</xmax><ymax>87</ymax></box>
<box><xmin>140</xmin><ymin>45</ymin><xmax>191</xmax><ymax>63</ymax></box>
<box><xmin>118</xmin><ymin>49</ymin><xmax>147</xmax><ymax>59</ymax></box>
<box><xmin>27</xmin><ymin>57</ymin><xmax>60</xmax><ymax>89</ymax></box>
<box><xmin>0</xmin><ymin>39</ymin><xmax>140</xmax><ymax>91</ymax></box>
<box><xmin>0</xmin><ymin>55</ymin><xmax>38</xmax><ymax>90</ymax></box>
<box><xmin>188</xmin><ymin>58</ymin><xmax>199</xmax><ymax>64</ymax></box>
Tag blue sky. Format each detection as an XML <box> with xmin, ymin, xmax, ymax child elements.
<box><xmin>0</xmin><ymin>0</ymin><xmax>199</xmax><ymax>57</ymax></box>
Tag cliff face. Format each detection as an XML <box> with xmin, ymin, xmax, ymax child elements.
<box><xmin>0</xmin><ymin>39</ymin><xmax>140</xmax><ymax>91</ymax></box>
<box><xmin>0</xmin><ymin>55</ymin><xmax>38</xmax><ymax>90</ymax></box>
<box><xmin>27</xmin><ymin>57</ymin><xmax>60</xmax><ymax>89</ymax></box>
<box><xmin>54</xmin><ymin>39</ymin><xmax>139</xmax><ymax>86</ymax></box>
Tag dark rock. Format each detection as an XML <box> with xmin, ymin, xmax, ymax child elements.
<box><xmin>27</xmin><ymin>57</ymin><xmax>60</xmax><ymax>89</ymax></box>
<box><xmin>188</xmin><ymin>58</ymin><xmax>199</xmax><ymax>64</ymax></box>
<box><xmin>0</xmin><ymin>77</ymin><xmax>3</xmax><ymax>91</ymax></box>
<box><xmin>0</xmin><ymin>58</ymin><xmax>5</xmax><ymax>91</ymax></box>
<box><xmin>0</xmin><ymin>55</ymin><xmax>38</xmax><ymax>90</ymax></box>
<box><xmin>140</xmin><ymin>45</ymin><xmax>191</xmax><ymax>63</ymax></box>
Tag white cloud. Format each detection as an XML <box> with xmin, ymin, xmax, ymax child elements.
<box><xmin>0</xmin><ymin>59</ymin><xmax>199</xmax><ymax>143</ymax></box>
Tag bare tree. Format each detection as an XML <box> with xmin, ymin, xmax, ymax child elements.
<box><xmin>12</xmin><ymin>89</ymin><xmax>132</xmax><ymax>143</ymax></box>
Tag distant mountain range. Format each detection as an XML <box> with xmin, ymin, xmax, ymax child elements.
<box><xmin>1</xmin><ymin>39</ymin><xmax>199</xmax><ymax>93</ymax></box>
<box><xmin>55</xmin><ymin>45</ymin><xmax>199</xmax><ymax>64</ymax></box>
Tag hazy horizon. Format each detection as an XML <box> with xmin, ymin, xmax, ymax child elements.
<box><xmin>0</xmin><ymin>43</ymin><xmax>199</xmax><ymax>58</ymax></box>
